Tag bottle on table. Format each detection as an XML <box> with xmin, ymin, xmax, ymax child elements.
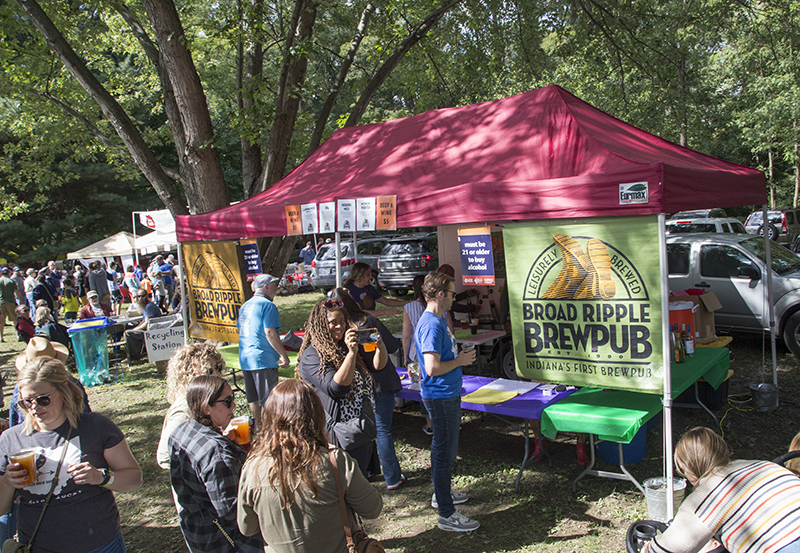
<box><xmin>672</xmin><ymin>324</ymin><xmax>685</xmax><ymax>363</ymax></box>
<box><xmin>681</xmin><ymin>324</ymin><xmax>694</xmax><ymax>357</ymax></box>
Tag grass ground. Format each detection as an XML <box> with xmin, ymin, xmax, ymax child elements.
<box><xmin>0</xmin><ymin>295</ymin><xmax>798</xmax><ymax>552</ymax></box>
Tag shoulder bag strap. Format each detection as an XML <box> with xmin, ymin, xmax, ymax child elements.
<box><xmin>328</xmin><ymin>447</ymin><xmax>356</xmax><ymax>552</ymax></box>
<box><xmin>26</xmin><ymin>426</ymin><xmax>72</xmax><ymax>549</ymax></box>
<box><xmin>212</xmin><ymin>519</ymin><xmax>236</xmax><ymax>549</ymax></box>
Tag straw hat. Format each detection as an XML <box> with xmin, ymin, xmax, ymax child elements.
<box><xmin>15</xmin><ymin>336</ymin><xmax>69</xmax><ymax>371</ymax></box>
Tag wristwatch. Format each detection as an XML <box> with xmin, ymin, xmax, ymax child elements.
<box><xmin>99</xmin><ymin>468</ymin><xmax>115</xmax><ymax>487</ymax></box>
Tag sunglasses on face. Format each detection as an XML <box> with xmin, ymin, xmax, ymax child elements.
<box><xmin>322</xmin><ymin>299</ymin><xmax>344</xmax><ymax>311</ymax></box>
<box><xmin>21</xmin><ymin>393</ymin><xmax>54</xmax><ymax>409</ymax></box>
<box><xmin>211</xmin><ymin>394</ymin><xmax>234</xmax><ymax>408</ymax></box>
<box><xmin>136</xmin><ymin>294</ymin><xmax>148</xmax><ymax>298</ymax></box>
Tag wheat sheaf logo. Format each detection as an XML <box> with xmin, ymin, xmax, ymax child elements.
<box><xmin>543</xmin><ymin>233</ymin><xmax>616</xmax><ymax>300</ymax></box>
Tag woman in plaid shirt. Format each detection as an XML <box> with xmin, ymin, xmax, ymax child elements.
<box><xmin>168</xmin><ymin>375</ymin><xmax>263</xmax><ymax>553</ymax></box>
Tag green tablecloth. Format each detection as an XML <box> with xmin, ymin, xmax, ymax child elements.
<box><xmin>540</xmin><ymin>347</ymin><xmax>730</xmax><ymax>443</ymax></box>
<box><xmin>218</xmin><ymin>344</ymin><xmax>298</xmax><ymax>379</ymax></box>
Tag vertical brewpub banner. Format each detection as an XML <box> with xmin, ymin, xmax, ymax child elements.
<box><xmin>503</xmin><ymin>216</ymin><xmax>664</xmax><ymax>393</ymax></box>
<box><xmin>182</xmin><ymin>241</ymin><xmax>247</xmax><ymax>342</ymax></box>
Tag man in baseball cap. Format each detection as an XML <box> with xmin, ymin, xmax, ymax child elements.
<box><xmin>236</xmin><ymin>273</ymin><xmax>289</xmax><ymax>428</ymax></box>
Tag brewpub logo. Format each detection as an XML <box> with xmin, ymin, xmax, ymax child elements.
<box><xmin>189</xmin><ymin>250</ymin><xmax>243</xmax><ymax>332</ymax></box>
<box><xmin>521</xmin><ymin>232</ymin><xmax>654</xmax><ymax>377</ymax></box>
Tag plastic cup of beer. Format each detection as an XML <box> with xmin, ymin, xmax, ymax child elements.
<box><xmin>231</xmin><ymin>416</ymin><xmax>251</xmax><ymax>445</ymax></box>
<box><xmin>8</xmin><ymin>449</ymin><xmax>37</xmax><ymax>486</ymax></box>
<box><xmin>363</xmin><ymin>340</ymin><xmax>377</xmax><ymax>352</ymax></box>
<box><xmin>469</xmin><ymin>318</ymin><xmax>479</xmax><ymax>335</ymax></box>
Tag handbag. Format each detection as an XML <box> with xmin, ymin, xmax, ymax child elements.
<box><xmin>328</xmin><ymin>448</ymin><xmax>385</xmax><ymax>553</ymax></box>
<box><xmin>329</xmin><ymin>395</ymin><xmax>377</xmax><ymax>452</ymax></box>
<box><xmin>2</xmin><ymin>427</ymin><xmax>72</xmax><ymax>553</ymax></box>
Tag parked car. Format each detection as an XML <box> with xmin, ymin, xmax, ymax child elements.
<box><xmin>670</xmin><ymin>208</ymin><xmax>728</xmax><ymax>219</ymax></box>
<box><xmin>310</xmin><ymin>237</ymin><xmax>390</xmax><ymax>289</ymax></box>
<box><xmin>666</xmin><ymin>217</ymin><xmax>746</xmax><ymax>234</ymax></box>
<box><xmin>743</xmin><ymin>208</ymin><xmax>800</xmax><ymax>244</ymax></box>
<box><xmin>377</xmin><ymin>233</ymin><xmax>439</xmax><ymax>295</ymax></box>
<box><xmin>666</xmin><ymin>233</ymin><xmax>800</xmax><ymax>357</ymax></box>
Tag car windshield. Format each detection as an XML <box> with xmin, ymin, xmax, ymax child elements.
<box><xmin>667</xmin><ymin>223</ymin><xmax>716</xmax><ymax>233</ymax></box>
<box><xmin>382</xmin><ymin>241</ymin><xmax>425</xmax><ymax>255</ymax></box>
<box><xmin>738</xmin><ymin>238</ymin><xmax>800</xmax><ymax>275</ymax></box>
<box><xmin>747</xmin><ymin>212</ymin><xmax>783</xmax><ymax>226</ymax></box>
<box><xmin>320</xmin><ymin>244</ymin><xmax>350</xmax><ymax>261</ymax></box>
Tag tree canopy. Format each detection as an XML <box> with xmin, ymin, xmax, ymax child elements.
<box><xmin>0</xmin><ymin>0</ymin><xmax>796</xmax><ymax>262</ymax></box>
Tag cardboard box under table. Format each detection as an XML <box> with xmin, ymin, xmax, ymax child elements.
<box><xmin>396</xmin><ymin>368</ymin><xmax>576</xmax><ymax>492</ymax></box>
<box><xmin>540</xmin><ymin>347</ymin><xmax>730</xmax><ymax>493</ymax></box>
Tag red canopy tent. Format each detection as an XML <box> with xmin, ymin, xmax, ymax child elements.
<box><xmin>176</xmin><ymin>84</ymin><xmax>765</xmax><ymax>241</ymax></box>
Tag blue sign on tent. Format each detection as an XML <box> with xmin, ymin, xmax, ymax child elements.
<box><xmin>458</xmin><ymin>225</ymin><xmax>495</xmax><ymax>286</ymax></box>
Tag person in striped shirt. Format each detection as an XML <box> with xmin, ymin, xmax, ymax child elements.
<box><xmin>644</xmin><ymin>427</ymin><xmax>800</xmax><ymax>553</ymax></box>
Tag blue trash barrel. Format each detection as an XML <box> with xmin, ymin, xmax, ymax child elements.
<box><xmin>67</xmin><ymin>317</ymin><xmax>111</xmax><ymax>387</ymax></box>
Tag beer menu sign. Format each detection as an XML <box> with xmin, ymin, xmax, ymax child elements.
<box><xmin>503</xmin><ymin>216</ymin><xmax>664</xmax><ymax>393</ymax></box>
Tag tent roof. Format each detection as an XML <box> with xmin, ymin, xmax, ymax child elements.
<box><xmin>176</xmin><ymin>85</ymin><xmax>766</xmax><ymax>242</ymax></box>
<box><xmin>135</xmin><ymin>230</ymin><xmax>178</xmax><ymax>254</ymax></box>
<box><xmin>66</xmin><ymin>231</ymin><xmax>137</xmax><ymax>260</ymax></box>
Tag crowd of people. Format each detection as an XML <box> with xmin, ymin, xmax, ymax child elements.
<box><xmin>3</xmin><ymin>258</ymin><xmax>800</xmax><ymax>552</ymax></box>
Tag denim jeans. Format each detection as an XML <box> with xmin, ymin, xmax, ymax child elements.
<box><xmin>0</xmin><ymin>503</ymin><xmax>17</xmax><ymax>542</ymax></box>
<box><xmin>422</xmin><ymin>396</ymin><xmax>461</xmax><ymax>518</ymax></box>
<box><xmin>34</xmin><ymin>532</ymin><xmax>126</xmax><ymax>553</ymax></box>
<box><xmin>374</xmin><ymin>390</ymin><xmax>402</xmax><ymax>486</ymax></box>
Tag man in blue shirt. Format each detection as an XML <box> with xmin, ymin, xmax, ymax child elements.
<box><xmin>299</xmin><ymin>241</ymin><xmax>315</xmax><ymax>267</ymax></box>
<box><xmin>414</xmin><ymin>272</ymin><xmax>479</xmax><ymax>533</ymax></box>
<box><xmin>237</xmin><ymin>274</ymin><xmax>290</xmax><ymax>427</ymax></box>
<box><xmin>124</xmin><ymin>289</ymin><xmax>163</xmax><ymax>361</ymax></box>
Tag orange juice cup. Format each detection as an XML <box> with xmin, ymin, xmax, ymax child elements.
<box><xmin>232</xmin><ymin>416</ymin><xmax>251</xmax><ymax>445</ymax></box>
<box><xmin>8</xmin><ymin>449</ymin><xmax>37</xmax><ymax>486</ymax></box>
<box><xmin>363</xmin><ymin>341</ymin><xmax>377</xmax><ymax>352</ymax></box>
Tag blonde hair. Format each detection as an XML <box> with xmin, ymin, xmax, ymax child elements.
<box><xmin>18</xmin><ymin>358</ymin><xmax>84</xmax><ymax>435</ymax></box>
<box><xmin>675</xmin><ymin>427</ymin><xmax>731</xmax><ymax>484</ymax></box>
<box><xmin>34</xmin><ymin>306</ymin><xmax>51</xmax><ymax>327</ymax></box>
<box><xmin>344</xmin><ymin>262</ymin><xmax>371</xmax><ymax>286</ymax></box>
<box><xmin>788</xmin><ymin>431</ymin><xmax>800</xmax><ymax>472</ymax></box>
<box><xmin>166</xmin><ymin>343</ymin><xmax>225</xmax><ymax>403</ymax></box>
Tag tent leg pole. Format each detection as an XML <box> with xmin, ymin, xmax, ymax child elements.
<box><xmin>178</xmin><ymin>245</ymin><xmax>188</xmax><ymax>346</ymax></box>
<box><xmin>658</xmin><ymin>213</ymin><xmax>675</xmax><ymax>517</ymax></box>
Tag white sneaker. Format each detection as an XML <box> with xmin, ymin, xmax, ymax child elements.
<box><xmin>438</xmin><ymin>510</ymin><xmax>480</xmax><ymax>532</ymax></box>
<box><xmin>431</xmin><ymin>490</ymin><xmax>469</xmax><ymax>509</ymax></box>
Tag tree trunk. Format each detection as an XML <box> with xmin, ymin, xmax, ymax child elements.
<box><xmin>14</xmin><ymin>0</ymin><xmax>189</xmax><ymax>216</ymax></box>
<box><xmin>115</xmin><ymin>3</ymin><xmax>190</xmax><ymax>190</ymax></box>
<box><xmin>307</xmin><ymin>2</ymin><xmax>376</xmax><ymax>156</ymax></box>
<box><xmin>239</xmin><ymin>0</ymin><xmax>265</xmax><ymax>198</ymax></box>
<box><xmin>345</xmin><ymin>0</ymin><xmax>463</xmax><ymax>127</ymax></box>
<box><xmin>255</xmin><ymin>0</ymin><xmax>318</xmax><ymax>196</ymax></box>
<box><xmin>142</xmin><ymin>0</ymin><xmax>230</xmax><ymax>214</ymax></box>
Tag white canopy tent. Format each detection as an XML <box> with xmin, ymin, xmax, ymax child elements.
<box><xmin>66</xmin><ymin>231</ymin><xmax>137</xmax><ymax>260</ymax></box>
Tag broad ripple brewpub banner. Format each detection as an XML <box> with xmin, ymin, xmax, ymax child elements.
<box><xmin>181</xmin><ymin>241</ymin><xmax>247</xmax><ymax>342</ymax></box>
<box><xmin>503</xmin><ymin>215</ymin><xmax>664</xmax><ymax>393</ymax></box>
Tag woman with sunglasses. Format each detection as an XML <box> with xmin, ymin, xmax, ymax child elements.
<box><xmin>237</xmin><ymin>379</ymin><xmax>383</xmax><ymax>552</ymax></box>
<box><xmin>0</xmin><ymin>357</ymin><xmax>142</xmax><ymax>553</ymax></box>
<box><xmin>328</xmin><ymin>288</ymin><xmax>406</xmax><ymax>489</ymax></box>
<box><xmin>297</xmin><ymin>298</ymin><xmax>387</xmax><ymax>477</ymax></box>
<box><xmin>157</xmin><ymin>343</ymin><xmax>226</xmax><ymax>469</ymax></box>
<box><xmin>168</xmin><ymin>375</ymin><xmax>263</xmax><ymax>553</ymax></box>
<box><xmin>14</xmin><ymin>304</ymin><xmax>35</xmax><ymax>343</ymax></box>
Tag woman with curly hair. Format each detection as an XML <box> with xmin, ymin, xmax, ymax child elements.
<box><xmin>237</xmin><ymin>379</ymin><xmax>382</xmax><ymax>552</ymax></box>
<box><xmin>329</xmin><ymin>287</ymin><xmax>405</xmax><ymax>489</ymax></box>
<box><xmin>297</xmin><ymin>298</ymin><xmax>386</xmax><ymax>476</ymax></box>
<box><xmin>169</xmin><ymin>375</ymin><xmax>263</xmax><ymax>553</ymax></box>
<box><xmin>157</xmin><ymin>342</ymin><xmax>226</xmax><ymax>469</ymax></box>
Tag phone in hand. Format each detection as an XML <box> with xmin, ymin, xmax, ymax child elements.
<box><xmin>355</xmin><ymin>328</ymin><xmax>379</xmax><ymax>344</ymax></box>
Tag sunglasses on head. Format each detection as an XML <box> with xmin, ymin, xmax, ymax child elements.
<box><xmin>21</xmin><ymin>393</ymin><xmax>54</xmax><ymax>409</ymax></box>
<box><xmin>322</xmin><ymin>299</ymin><xmax>344</xmax><ymax>311</ymax></box>
<box><xmin>211</xmin><ymin>394</ymin><xmax>234</xmax><ymax>408</ymax></box>
<box><xmin>208</xmin><ymin>362</ymin><xmax>225</xmax><ymax>375</ymax></box>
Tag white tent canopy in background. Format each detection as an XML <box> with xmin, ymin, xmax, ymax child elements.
<box><xmin>135</xmin><ymin>230</ymin><xmax>178</xmax><ymax>254</ymax></box>
<box><xmin>66</xmin><ymin>231</ymin><xmax>137</xmax><ymax>260</ymax></box>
